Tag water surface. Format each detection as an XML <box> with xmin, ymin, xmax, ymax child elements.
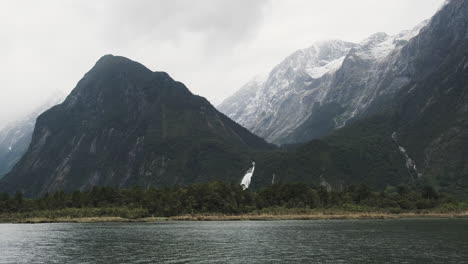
<box><xmin>1</xmin><ymin>219</ymin><xmax>467</xmax><ymax>263</ymax></box>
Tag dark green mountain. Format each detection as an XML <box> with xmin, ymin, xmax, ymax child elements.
<box><xmin>251</xmin><ymin>116</ymin><xmax>409</xmax><ymax>191</ymax></box>
<box><xmin>0</xmin><ymin>55</ymin><xmax>273</xmax><ymax>197</ymax></box>
<box><xmin>385</xmin><ymin>0</ymin><xmax>468</xmax><ymax>196</ymax></box>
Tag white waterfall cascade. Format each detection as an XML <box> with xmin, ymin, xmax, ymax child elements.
<box><xmin>241</xmin><ymin>162</ymin><xmax>256</xmax><ymax>190</ymax></box>
<box><xmin>391</xmin><ymin>132</ymin><xmax>421</xmax><ymax>178</ymax></box>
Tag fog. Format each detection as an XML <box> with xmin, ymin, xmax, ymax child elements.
<box><xmin>0</xmin><ymin>0</ymin><xmax>445</xmax><ymax>128</ymax></box>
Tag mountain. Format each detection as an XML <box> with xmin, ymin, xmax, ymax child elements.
<box><xmin>0</xmin><ymin>120</ymin><xmax>34</xmax><ymax>179</ymax></box>
<box><xmin>0</xmin><ymin>55</ymin><xmax>273</xmax><ymax>197</ymax></box>
<box><xmin>219</xmin><ymin>40</ymin><xmax>356</xmax><ymax>144</ymax></box>
<box><xmin>0</xmin><ymin>94</ymin><xmax>64</xmax><ymax>178</ymax></box>
<box><xmin>217</xmin><ymin>74</ymin><xmax>266</xmax><ymax>125</ymax></box>
<box><xmin>381</xmin><ymin>0</ymin><xmax>468</xmax><ymax>196</ymax></box>
<box><xmin>218</xmin><ymin>22</ymin><xmax>427</xmax><ymax>145</ymax></box>
<box><xmin>251</xmin><ymin>0</ymin><xmax>468</xmax><ymax>197</ymax></box>
<box><xmin>2</xmin><ymin>0</ymin><xmax>466</xmax><ymax>197</ymax></box>
<box><xmin>250</xmin><ymin>116</ymin><xmax>410</xmax><ymax>191</ymax></box>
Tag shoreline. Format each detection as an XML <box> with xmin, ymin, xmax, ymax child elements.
<box><xmin>2</xmin><ymin>212</ymin><xmax>468</xmax><ymax>224</ymax></box>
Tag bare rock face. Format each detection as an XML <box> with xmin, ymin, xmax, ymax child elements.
<box><xmin>219</xmin><ymin>40</ymin><xmax>357</xmax><ymax>144</ymax></box>
<box><xmin>218</xmin><ymin>21</ymin><xmax>428</xmax><ymax>145</ymax></box>
<box><xmin>0</xmin><ymin>55</ymin><xmax>273</xmax><ymax>197</ymax></box>
<box><xmin>217</xmin><ymin>0</ymin><xmax>468</xmax><ymax>194</ymax></box>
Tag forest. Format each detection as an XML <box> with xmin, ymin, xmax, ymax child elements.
<box><xmin>1</xmin><ymin>182</ymin><xmax>467</xmax><ymax>221</ymax></box>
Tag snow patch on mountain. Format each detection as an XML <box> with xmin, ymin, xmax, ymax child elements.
<box><xmin>219</xmin><ymin>40</ymin><xmax>356</xmax><ymax>143</ymax></box>
<box><xmin>218</xmin><ymin>21</ymin><xmax>430</xmax><ymax>145</ymax></box>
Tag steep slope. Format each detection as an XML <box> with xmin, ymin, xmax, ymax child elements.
<box><xmin>284</xmin><ymin>23</ymin><xmax>427</xmax><ymax>144</ymax></box>
<box><xmin>218</xmin><ymin>40</ymin><xmax>356</xmax><ymax>143</ymax></box>
<box><xmin>386</xmin><ymin>0</ymin><xmax>468</xmax><ymax>196</ymax></box>
<box><xmin>251</xmin><ymin>115</ymin><xmax>410</xmax><ymax>191</ymax></box>
<box><xmin>0</xmin><ymin>94</ymin><xmax>64</xmax><ymax>178</ymax></box>
<box><xmin>0</xmin><ymin>55</ymin><xmax>273</xmax><ymax>197</ymax></box>
<box><xmin>219</xmin><ymin>22</ymin><xmax>427</xmax><ymax>145</ymax></box>
<box><xmin>253</xmin><ymin>0</ymin><xmax>468</xmax><ymax>196</ymax></box>
<box><xmin>0</xmin><ymin>119</ymin><xmax>34</xmax><ymax>178</ymax></box>
<box><xmin>216</xmin><ymin>74</ymin><xmax>266</xmax><ymax>124</ymax></box>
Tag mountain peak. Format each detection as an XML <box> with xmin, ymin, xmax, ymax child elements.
<box><xmin>0</xmin><ymin>55</ymin><xmax>273</xmax><ymax>197</ymax></box>
<box><xmin>88</xmin><ymin>54</ymin><xmax>154</xmax><ymax>78</ymax></box>
<box><xmin>95</xmin><ymin>54</ymin><xmax>133</xmax><ymax>65</ymax></box>
<box><xmin>359</xmin><ymin>32</ymin><xmax>390</xmax><ymax>46</ymax></box>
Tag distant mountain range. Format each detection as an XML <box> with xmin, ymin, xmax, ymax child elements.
<box><xmin>0</xmin><ymin>94</ymin><xmax>64</xmax><ymax>178</ymax></box>
<box><xmin>1</xmin><ymin>0</ymin><xmax>467</xmax><ymax>198</ymax></box>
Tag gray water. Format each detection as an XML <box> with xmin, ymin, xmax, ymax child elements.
<box><xmin>1</xmin><ymin>219</ymin><xmax>468</xmax><ymax>263</ymax></box>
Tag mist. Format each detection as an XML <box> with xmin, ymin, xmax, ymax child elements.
<box><xmin>0</xmin><ymin>0</ymin><xmax>445</xmax><ymax>128</ymax></box>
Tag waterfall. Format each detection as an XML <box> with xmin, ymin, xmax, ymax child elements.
<box><xmin>240</xmin><ymin>162</ymin><xmax>255</xmax><ymax>190</ymax></box>
<box><xmin>391</xmin><ymin>132</ymin><xmax>421</xmax><ymax>178</ymax></box>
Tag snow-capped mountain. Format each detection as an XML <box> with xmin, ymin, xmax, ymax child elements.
<box><xmin>216</xmin><ymin>74</ymin><xmax>266</xmax><ymax>125</ymax></box>
<box><xmin>218</xmin><ymin>22</ymin><xmax>428</xmax><ymax>145</ymax></box>
<box><xmin>250</xmin><ymin>0</ymin><xmax>468</xmax><ymax>193</ymax></box>
<box><xmin>0</xmin><ymin>93</ymin><xmax>64</xmax><ymax>178</ymax></box>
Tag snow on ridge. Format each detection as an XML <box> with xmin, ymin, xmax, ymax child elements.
<box><xmin>307</xmin><ymin>56</ymin><xmax>346</xmax><ymax>79</ymax></box>
<box><xmin>395</xmin><ymin>20</ymin><xmax>428</xmax><ymax>42</ymax></box>
<box><xmin>220</xmin><ymin>20</ymin><xmax>430</xmax><ymax>144</ymax></box>
<box><xmin>352</xmin><ymin>32</ymin><xmax>394</xmax><ymax>60</ymax></box>
<box><xmin>269</xmin><ymin>39</ymin><xmax>356</xmax><ymax>81</ymax></box>
<box><xmin>353</xmin><ymin>21</ymin><xmax>429</xmax><ymax>61</ymax></box>
<box><xmin>304</xmin><ymin>40</ymin><xmax>357</xmax><ymax>78</ymax></box>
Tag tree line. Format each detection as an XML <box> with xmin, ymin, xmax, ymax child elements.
<box><xmin>0</xmin><ymin>182</ymin><xmax>463</xmax><ymax>218</ymax></box>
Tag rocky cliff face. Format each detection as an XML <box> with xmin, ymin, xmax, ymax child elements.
<box><xmin>251</xmin><ymin>0</ymin><xmax>468</xmax><ymax>196</ymax></box>
<box><xmin>219</xmin><ymin>40</ymin><xmax>356</xmax><ymax>144</ymax></box>
<box><xmin>386</xmin><ymin>0</ymin><xmax>468</xmax><ymax>196</ymax></box>
<box><xmin>0</xmin><ymin>119</ymin><xmax>35</xmax><ymax>178</ymax></box>
<box><xmin>218</xmin><ymin>21</ymin><xmax>427</xmax><ymax>145</ymax></box>
<box><xmin>0</xmin><ymin>55</ymin><xmax>273</xmax><ymax>197</ymax></box>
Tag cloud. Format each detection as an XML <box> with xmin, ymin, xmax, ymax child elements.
<box><xmin>69</xmin><ymin>0</ymin><xmax>271</xmax><ymax>55</ymax></box>
<box><xmin>0</xmin><ymin>0</ymin><xmax>444</xmax><ymax>127</ymax></box>
<box><xmin>0</xmin><ymin>0</ymin><xmax>269</xmax><ymax>126</ymax></box>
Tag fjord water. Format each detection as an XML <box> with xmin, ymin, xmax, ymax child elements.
<box><xmin>1</xmin><ymin>219</ymin><xmax>467</xmax><ymax>263</ymax></box>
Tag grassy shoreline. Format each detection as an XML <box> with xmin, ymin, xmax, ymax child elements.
<box><xmin>2</xmin><ymin>211</ymin><xmax>468</xmax><ymax>224</ymax></box>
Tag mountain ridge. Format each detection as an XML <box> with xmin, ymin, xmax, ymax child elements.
<box><xmin>250</xmin><ymin>0</ymin><xmax>468</xmax><ymax>197</ymax></box>
<box><xmin>0</xmin><ymin>55</ymin><xmax>273</xmax><ymax>197</ymax></box>
<box><xmin>218</xmin><ymin>20</ymin><xmax>428</xmax><ymax>145</ymax></box>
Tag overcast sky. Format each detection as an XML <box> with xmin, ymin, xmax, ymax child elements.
<box><xmin>0</xmin><ymin>0</ymin><xmax>445</xmax><ymax>127</ymax></box>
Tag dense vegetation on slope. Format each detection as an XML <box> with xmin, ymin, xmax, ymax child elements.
<box><xmin>252</xmin><ymin>115</ymin><xmax>411</xmax><ymax>191</ymax></box>
<box><xmin>1</xmin><ymin>182</ymin><xmax>464</xmax><ymax>221</ymax></box>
